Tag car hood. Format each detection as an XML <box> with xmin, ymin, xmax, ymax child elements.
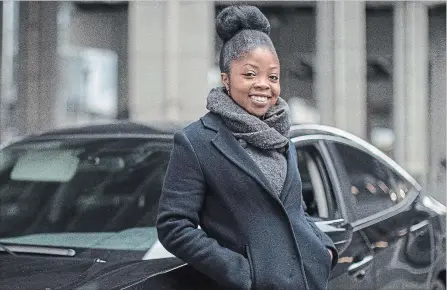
<box><xmin>0</xmin><ymin>228</ymin><xmax>202</xmax><ymax>289</ymax></box>
<box><xmin>0</xmin><ymin>227</ymin><xmax>158</xmax><ymax>251</ymax></box>
<box><xmin>0</xmin><ymin>254</ymin><xmax>186</xmax><ymax>290</ymax></box>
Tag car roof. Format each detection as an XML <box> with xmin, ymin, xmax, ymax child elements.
<box><xmin>42</xmin><ymin>121</ymin><xmax>183</xmax><ymax>136</ymax></box>
<box><xmin>12</xmin><ymin>121</ymin><xmax>184</xmax><ymax>143</ymax></box>
<box><xmin>12</xmin><ymin>121</ymin><xmax>364</xmax><ymax>144</ymax></box>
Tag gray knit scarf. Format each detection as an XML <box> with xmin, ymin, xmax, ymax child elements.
<box><xmin>206</xmin><ymin>87</ymin><xmax>291</xmax><ymax>150</ymax></box>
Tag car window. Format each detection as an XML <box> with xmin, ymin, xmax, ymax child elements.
<box><xmin>331</xmin><ymin>142</ymin><xmax>413</xmax><ymax>220</ymax></box>
<box><xmin>296</xmin><ymin>145</ymin><xmax>337</xmax><ymax>219</ymax></box>
<box><xmin>0</xmin><ymin>138</ymin><xmax>171</xmax><ymax>250</ymax></box>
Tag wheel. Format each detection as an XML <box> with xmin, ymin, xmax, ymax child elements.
<box><xmin>431</xmin><ymin>278</ymin><xmax>446</xmax><ymax>290</ymax></box>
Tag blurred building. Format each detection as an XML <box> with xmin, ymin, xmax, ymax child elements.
<box><xmin>0</xmin><ymin>1</ymin><xmax>445</xmax><ymax>201</ymax></box>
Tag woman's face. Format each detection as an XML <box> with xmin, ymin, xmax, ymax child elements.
<box><xmin>221</xmin><ymin>47</ymin><xmax>280</xmax><ymax>118</ymax></box>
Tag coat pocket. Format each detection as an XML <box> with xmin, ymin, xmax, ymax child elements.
<box><xmin>244</xmin><ymin>245</ymin><xmax>255</xmax><ymax>288</ymax></box>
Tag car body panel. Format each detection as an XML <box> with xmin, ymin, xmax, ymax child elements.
<box><xmin>0</xmin><ymin>255</ymin><xmax>186</xmax><ymax>290</ymax></box>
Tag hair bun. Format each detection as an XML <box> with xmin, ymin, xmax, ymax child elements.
<box><xmin>216</xmin><ymin>5</ymin><xmax>271</xmax><ymax>43</ymax></box>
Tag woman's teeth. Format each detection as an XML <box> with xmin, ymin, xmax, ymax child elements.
<box><xmin>250</xmin><ymin>95</ymin><xmax>268</xmax><ymax>103</ymax></box>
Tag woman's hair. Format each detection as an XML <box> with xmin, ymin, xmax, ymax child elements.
<box><xmin>216</xmin><ymin>5</ymin><xmax>276</xmax><ymax>74</ymax></box>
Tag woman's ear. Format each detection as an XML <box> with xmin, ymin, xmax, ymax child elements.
<box><xmin>221</xmin><ymin>73</ymin><xmax>230</xmax><ymax>91</ymax></box>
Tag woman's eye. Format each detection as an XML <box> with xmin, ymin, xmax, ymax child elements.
<box><xmin>244</xmin><ymin>72</ymin><xmax>256</xmax><ymax>77</ymax></box>
<box><xmin>270</xmin><ymin>75</ymin><xmax>279</xmax><ymax>81</ymax></box>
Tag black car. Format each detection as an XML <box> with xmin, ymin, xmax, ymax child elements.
<box><xmin>0</xmin><ymin>122</ymin><xmax>445</xmax><ymax>290</ymax></box>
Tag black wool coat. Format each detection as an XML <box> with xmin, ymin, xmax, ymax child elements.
<box><xmin>157</xmin><ymin>112</ymin><xmax>338</xmax><ymax>290</ymax></box>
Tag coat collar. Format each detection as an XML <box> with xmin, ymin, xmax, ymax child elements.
<box><xmin>201</xmin><ymin>112</ymin><xmax>281</xmax><ymax>201</ymax></box>
<box><xmin>200</xmin><ymin>112</ymin><xmax>221</xmax><ymax>132</ymax></box>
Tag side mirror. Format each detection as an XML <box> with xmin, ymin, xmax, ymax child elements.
<box><xmin>315</xmin><ymin>219</ymin><xmax>353</xmax><ymax>254</ymax></box>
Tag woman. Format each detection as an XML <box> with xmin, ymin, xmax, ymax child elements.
<box><xmin>157</xmin><ymin>5</ymin><xmax>338</xmax><ymax>290</ymax></box>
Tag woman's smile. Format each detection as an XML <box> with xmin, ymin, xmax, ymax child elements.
<box><xmin>249</xmin><ymin>94</ymin><xmax>272</xmax><ymax>106</ymax></box>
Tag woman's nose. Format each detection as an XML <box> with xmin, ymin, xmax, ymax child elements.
<box><xmin>254</xmin><ymin>78</ymin><xmax>270</xmax><ymax>90</ymax></box>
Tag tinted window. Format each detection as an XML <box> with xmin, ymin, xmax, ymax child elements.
<box><xmin>332</xmin><ymin>143</ymin><xmax>413</xmax><ymax>220</ymax></box>
<box><xmin>297</xmin><ymin>149</ymin><xmax>319</xmax><ymax>217</ymax></box>
<box><xmin>0</xmin><ymin>138</ymin><xmax>171</xmax><ymax>249</ymax></box>
<box><xmin>296</xmin><ymin>145</ymin><xmax>336</xmax><ymax>219</ymax></box>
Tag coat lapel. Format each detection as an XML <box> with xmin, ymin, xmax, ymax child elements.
<box><xmin>279</xmin><ymin>142</ymin><xmax>299</xmax><ymax>203</ymax></box>
<box><xmin>201</xmin><ymin>113</ymin><xmax>278</xmax><ymax>200</ymax></box>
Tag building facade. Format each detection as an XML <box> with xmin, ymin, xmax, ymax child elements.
<box><xmin>0</xmin><ymin>1</ymin><xmax>445</xmax><ymax>202</ymax></box>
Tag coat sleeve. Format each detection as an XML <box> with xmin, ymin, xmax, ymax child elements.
<box><xmin>156</xmin><ymin>130</ymin><xmax>252</xmax><ymax>289</ymax></box>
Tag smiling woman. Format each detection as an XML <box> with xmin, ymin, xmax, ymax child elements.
<box><xmin>216</xmin><ymin>5</ymin><xmax>280</xmax><ymax>118</ymax></box>
<box><xmin>156</xmin><ymin>5</ymin><xmax>337</xmax><ymax>290</ymax></box>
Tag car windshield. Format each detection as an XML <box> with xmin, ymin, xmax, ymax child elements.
<box><xmin>0</xmin><ymin>137</ymin><xmax>171</xmax><ymax>254</ymax></box>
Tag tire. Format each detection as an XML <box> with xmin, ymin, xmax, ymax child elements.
<box><xmin>431</xmin><ymin>279</ymin><xmax>446</xmax><ymax>290</ymax></box>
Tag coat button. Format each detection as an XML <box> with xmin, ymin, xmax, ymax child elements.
<box><xmin>238</xmin><ymin>139</ymin><xmax>247</xmax><ymax>148</ymax></box>
<box><xmin>292</xmin><ymin>255</ymin><xmax>297</xmax><ymax>260</ymax></box>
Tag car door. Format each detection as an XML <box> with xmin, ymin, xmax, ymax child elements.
<box><xmin>325</xmin><ymin>139</ymin><xmax>432</xmax><ymax>290</ymax></box>
<box><xmin>293</xmin><ymin>139</ymin><xmax>376</xmax><ymax>290</ymax></box>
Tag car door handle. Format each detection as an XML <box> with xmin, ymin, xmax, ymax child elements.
<box><xmin>410</xmin><ymin>220</ymin><xmax>430</xmax><ymax>237</ymax></box>
<box><xmin>317</xmin><ymin>219</ymin><xmax>345</xmax><ymax>225</ymax></box>
<box><xmin>410</xmin><ymin>220</ymin><xmax>429</xmax><ymax>232</ymax></box>
<box><xmin>348</xmin><ymin>255</ymin><xmax>374</xmax><ymax>278</ymax></box>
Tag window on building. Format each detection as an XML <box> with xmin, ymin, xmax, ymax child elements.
<box><xmin>62</xmin><ymin>48</ymin><xmax>118</xmax><ymax>126</ymax></box>
<box><xmin>365</xmin><ymin>6</ymin><xmax>394</xmax><ymax>157</ymax></box>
